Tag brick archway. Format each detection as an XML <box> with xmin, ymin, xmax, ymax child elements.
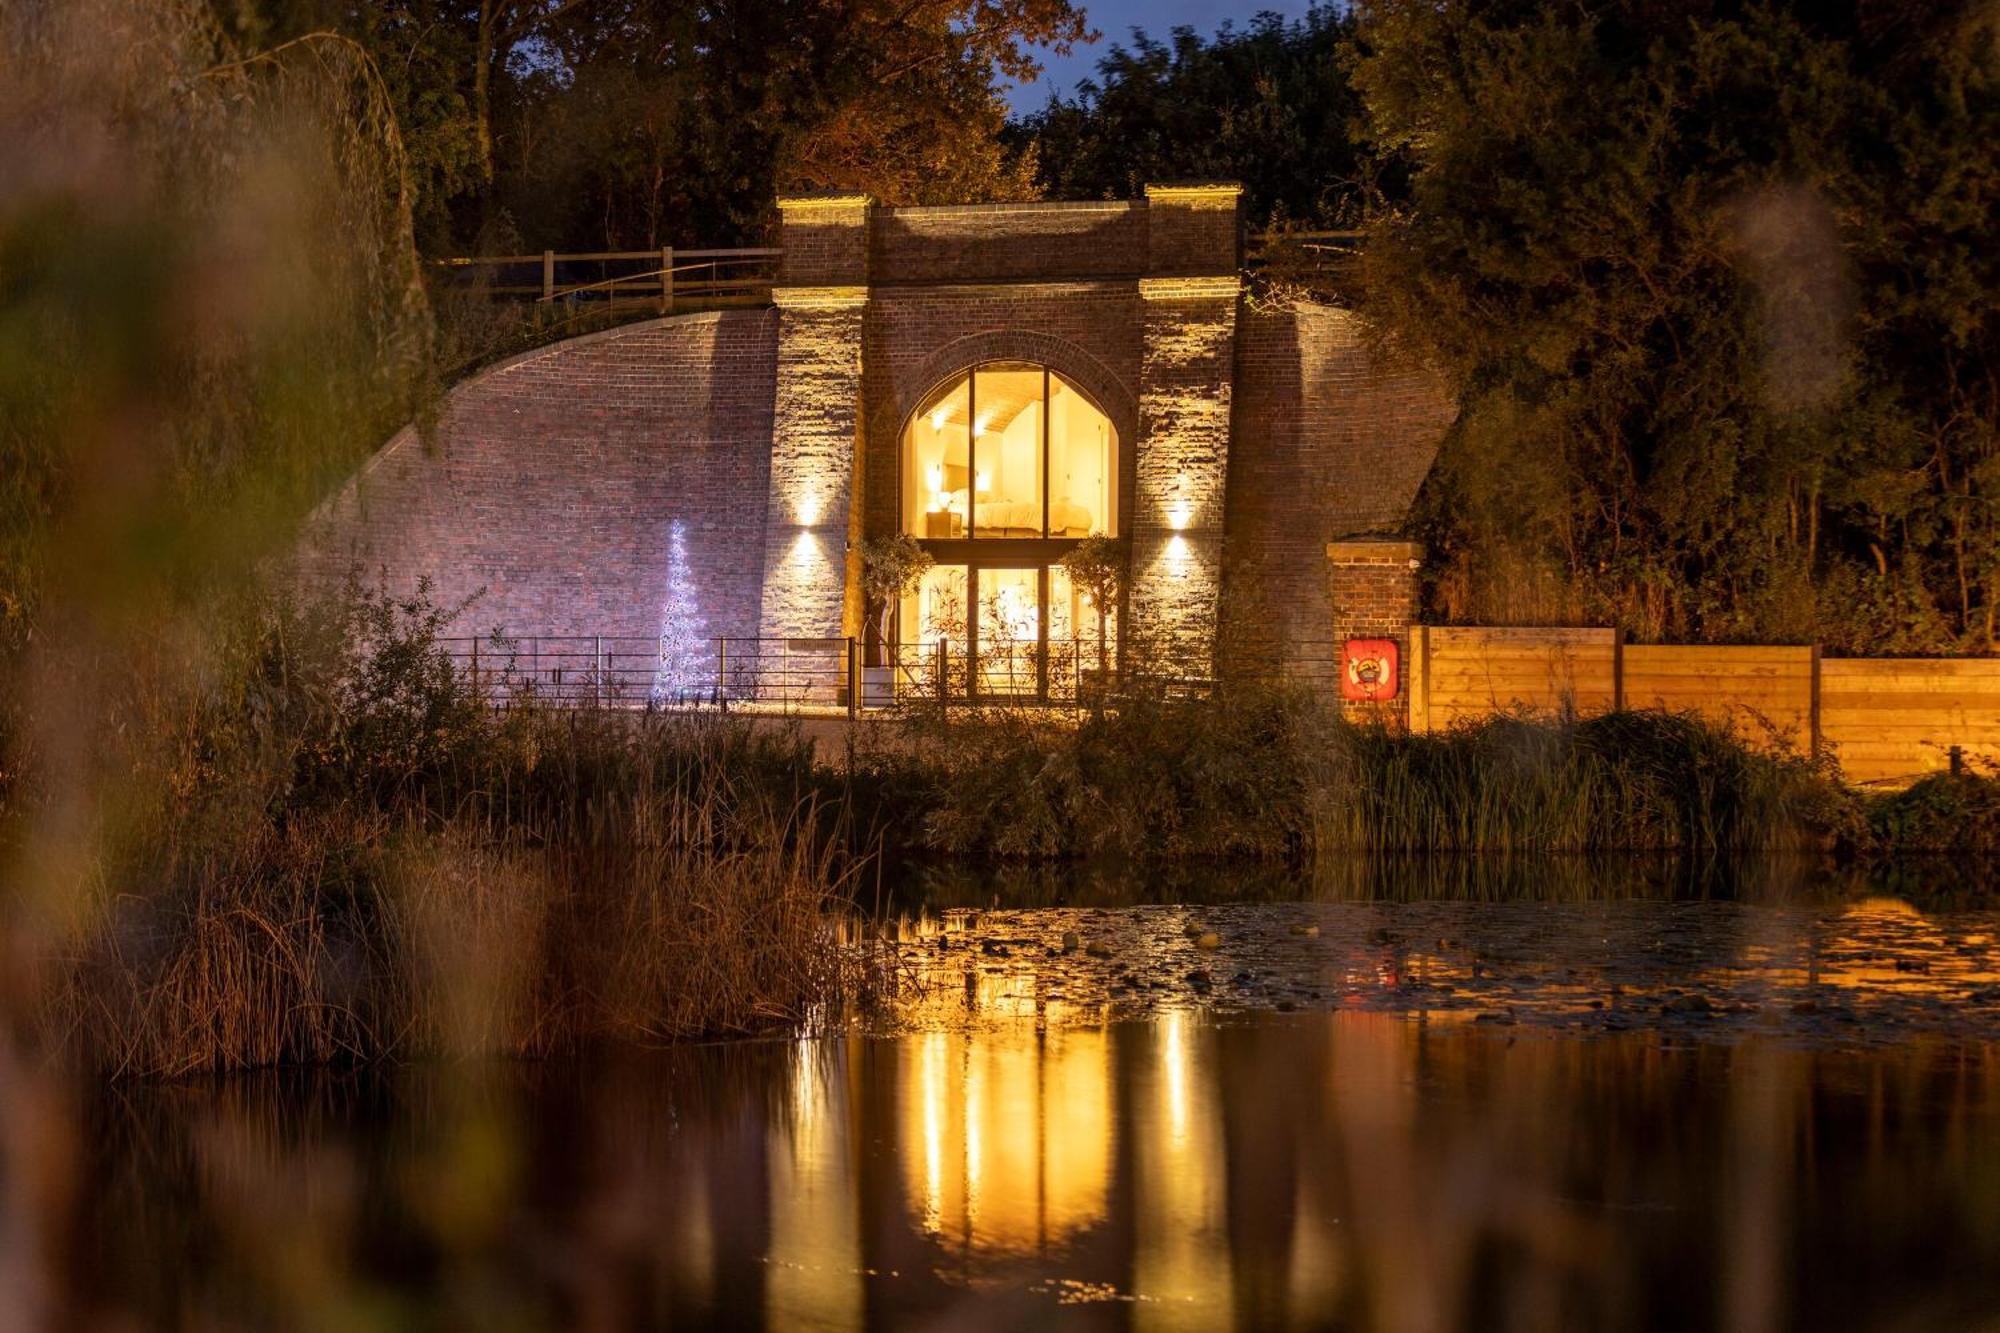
<box><xmin>897</xmin><ymin>330</ymin><xmax>1138</xmax><ymax>449</ymax></box>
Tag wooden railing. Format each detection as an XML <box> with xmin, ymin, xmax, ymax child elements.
<box><xmin>428</xmin><ymin>247</ymin><xmax>781</xmax><ymax>313</ymax></box>
<box><xmin>427</xmin><ymin>227</ymin><xmax>1354</xmax><ymax>314</ymax></box>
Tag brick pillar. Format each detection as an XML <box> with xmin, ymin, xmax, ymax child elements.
<box><xmin>759</xmin><ymin>195</ymin><xmax>870</xmax><ymax>643</ymax></box>
<box><xmin>1129</xmin><ymin>182</ymin><xmax>1242</xmax><ymax>677</ymax></box>
<box><xmin>1326</xmin><ymin>539</ymin><xmax>1423</xmax><ymax>724</ymax></box>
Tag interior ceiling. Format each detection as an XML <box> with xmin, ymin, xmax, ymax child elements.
<box><xmin>923</xmin><ymin>368</ymin><xmax>1047</xmax><ymax>436</ymax></box>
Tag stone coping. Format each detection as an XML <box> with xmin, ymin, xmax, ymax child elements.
<box><xmin>1326</xmin><ymin>539</ymin><xmax>1425</xmax><ymax>564</ymax></box>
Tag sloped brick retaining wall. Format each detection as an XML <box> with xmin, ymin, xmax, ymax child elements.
<box><xmin>300</xmin><ymin>310</ymin><xmax>779</xmax><ymax>643</ymax></box>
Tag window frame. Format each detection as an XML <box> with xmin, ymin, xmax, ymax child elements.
<box><xmin>903</xmin><ymin>361</ymin><xmax>1115</xmax><ymax>545</ymax></box>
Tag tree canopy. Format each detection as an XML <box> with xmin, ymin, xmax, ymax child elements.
<box><xmin>1010</xmin><ymin>5</ymin><xmax>1373</xmax><ymax>227</ymax></box>
<box><xmin>230</xmin><ymin>0</ymin><xmax>1090</xmax><ymax>252</ymax></box>
<box><xmin>1347</xmin><ymin>0</ymin><xmax>1998</xmax><ymax>651</ymax></box>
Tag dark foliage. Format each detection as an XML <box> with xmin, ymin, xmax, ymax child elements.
<box><xmin>1010</xmin><ymin>5</ymin><xmax>1376</xmax><ymax>227</ymax></box>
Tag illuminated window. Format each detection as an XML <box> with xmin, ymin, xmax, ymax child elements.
<box><xmin>903</xmin><ymin>365</ymin><xmax>1116</xmax><ymax>541</ymax></box>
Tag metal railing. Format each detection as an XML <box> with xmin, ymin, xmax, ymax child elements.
<box><xmin>434</xmin><ymin>635</ymin><xmax>1352</xmax><ymax>714</ymax></box>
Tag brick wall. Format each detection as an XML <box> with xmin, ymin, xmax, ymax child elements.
<box><xmin>761</xmin><ymin>290</ymin><xmax>866</xmax><ymax>640</ymax></box>
<box><xmin>299</xmin><ymin>311</ymin><xmax>778</xmax><ymax>644</ymax></box>
<box><xmin>1130</xmin><ymin>278</ymin><xmax>1240</xmax><ymax>673</ymax></box>
<box><xmin>870</xmin><ymin>202</ymin><xmax>1147</xmax><ymax>283</ymax></box>
<box><xmin>1223</xmin><ymin>300</ymin><xmax>1453</xmax><ymax>666</ymax></box>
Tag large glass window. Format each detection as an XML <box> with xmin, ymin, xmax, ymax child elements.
<box><xmin>903</xmin><ymin>365</ymin><xmax>1116</xmax><ymax>541</ymax></box>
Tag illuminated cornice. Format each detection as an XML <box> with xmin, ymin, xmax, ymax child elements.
<box><xmin>1144</xmin><ymin>182</ymin><xmax>1244</xmax><ymax>208</ymax></box>
<box><xmin>772</xmin><ymin>285</ymin><xmax>869</xmax><ymax>310</ymax></box>
<box><xmin>775</xmin><ymin>193</ymin><xmax>874</xmax><ymax>216</ymax></box>
<box><xmin>1138</xmin><ymin>276</ymin><xmax>1241</xmax><ymax>301</ymax></box>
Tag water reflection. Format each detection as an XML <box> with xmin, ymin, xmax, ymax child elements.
<box><xmin>888</xmin><ymin>852</ymin><xmax>2000</xmax><ymax>911</ymax></box>
<box><xmin>71</xmin><ymin>1009</ymin><xmax>2000</xmax><ymax>1330</ymax></box>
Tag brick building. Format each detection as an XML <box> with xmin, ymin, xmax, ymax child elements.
<box><xmin>303</xmin><ymin>184</ymin><xmax>1453</xmax><ymax>710</ymax></box>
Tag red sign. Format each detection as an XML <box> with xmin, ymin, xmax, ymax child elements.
<box><xmin>1341</xmin><ymin>638</ymin><xmax>1400</xmax><ymax>702</ymax></box>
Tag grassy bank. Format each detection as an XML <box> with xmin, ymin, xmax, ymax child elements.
<box><xmin>14</xmin><ymin>588</ymin><xmax>860</xmax><ymax>1079</ymax></box>
<box><xmin>13</xmin><ymin>590</ymin><xmax>1998</xmax><ymax>1080</ymax></box>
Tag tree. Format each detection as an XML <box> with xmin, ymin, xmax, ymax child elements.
<box><xmin>1010</xmin><ymin>6</ymin><xmax>1375</xmax><ymax>228</ymax></box>
<box><xmin>1350</xmin><ymin>0</ymin><xmax>1999</xmax><ymax>652</ymax></box>
<box><xmin>1058</xmin><ymin>534</ymin><xmax>1126</xmax><ymax>680</ymax></box>
<box><xmin>858</xmin><ymin>533</ymin><xmax>933</xmax><ymax>663</ymax></box>
<box><xmin>247</xmin><ymin>0</ymin><xmax>1090</xmax><ymax>253</ymax></box>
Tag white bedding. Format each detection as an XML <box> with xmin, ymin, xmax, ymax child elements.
<box><xmin>942</xmin><ymin>492</ymin><xmax>1096</xmax><ymax>537</ymax></box>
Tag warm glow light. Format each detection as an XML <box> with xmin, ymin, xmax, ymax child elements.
<box><xmin>1163</xmin><ymin>1010</ymin><xmax>1191</xmax><ymax>1147</ymax></box>
<box><xmin>791</xmin><ymin>530</ymin><xmax>819</xmax><ymax>562</ymax></box>
<box><xmin>1167</xmin><ymin>534</ymin><xmax>1190</xmax><ymax>559</ymax></box>
<box><xmin>975</xmin><ymin>470</ymin><xmax>990</xmax><ymax>494</ymax></box>
<box><xmin>927</xmin><ymin>462</ymin><xmax>943</xmax><ymax>488</ymax></box>
<box><xmin>930</xmin><ymin>406</ymin><xmax>949</xmax><ymax>431</ymax></box>
<box><xmin>796</xmin><ymin>494</ymin><xmax>823</xmax><ymax>527</ymax></box>
<box><xmin>1168</xmin><ymin>501</ymin><xmax>1193</xmax><ymax>531</ymax></box>
<box><xmin>920</xmin><ymin>1033</ymin><xmax>946</xmax><ymax>1235</ymax></box>
<box><xmin>974</xmin><ymin>412</ymin><xmax>993</xmax><ymax>436</ymax></box>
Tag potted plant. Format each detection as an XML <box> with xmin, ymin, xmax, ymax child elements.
<box><xmin>1058</xmin><ymin>534</ymin><xmax>1126</xmax><ymax>703</ymax></box>
<box><xmin>858</xmin><ymin>533</ymin><xmax>934</xmax><ymax>707</ymax></box>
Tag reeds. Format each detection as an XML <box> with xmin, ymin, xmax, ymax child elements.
<box><xmin>870</xmin><ymin>687</ymin><xmax>1865</xmax><ymax>861</ymax></box>
<box><xmin>32</xmin><ymin>587</ymin><xmax>866</xmax><ymax>1079</ymax></box>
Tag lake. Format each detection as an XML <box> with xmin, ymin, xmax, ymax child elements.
<box><xmin>64</xmin><ymin>864</ymin><xmax>2000</xmax><ymax>1330</ymax></box>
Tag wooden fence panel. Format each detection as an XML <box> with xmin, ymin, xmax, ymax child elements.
<box><xmin>1405</xmin><ymin>630</ymin><xmax>2000</xmax><ymax>785</ymax></box>
<box><xmin>1412</xmin><ymin>627</ymin><xmax>1618</xmax><ymax>729</ymax></box>
<box><xmin>1621</xmin><ymin>644</ymin><xmax>1816</xmax><ymax>752</ymax></box>
<box><xmin>1819</xmin><ymin>659</ymin><xmax>2000</xmax><ymax>784</ymax></box>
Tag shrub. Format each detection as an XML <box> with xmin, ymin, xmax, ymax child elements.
<box><xmin>869</xmin><ymin>690</ymin><xmax>1862</xmax><ymax>860</ymax></box>
<box><xmin>1866</xmin><ymin>773</ymin><xmax>2000</xmax><ymax>854</ymax></box>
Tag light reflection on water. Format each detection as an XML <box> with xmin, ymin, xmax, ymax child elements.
<box><xmin>75</xmin><ymin>1005</ymin><xmax>2000</xmax><ymax>1330</ymax></box>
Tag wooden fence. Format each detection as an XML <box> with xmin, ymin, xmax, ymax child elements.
<box><xmin>428</xmin><ymin>228</ymin><xmax>1347</xmax><ymax>312</ymax></box>
<box><xmin>1406</xmin><ymin>626</ymin><xmax>2000</xmax><ymax>785</ymax></box>
<box><xmin>428</xmin><ymin>247</ymin><xmax>781</xmax><ymax>312</ymax></box>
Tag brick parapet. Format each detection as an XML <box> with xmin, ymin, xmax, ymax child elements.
<box><xmin>777</xmin><ymin>193</ymin><xmax>872</xmax><ymax>286</ymax></box>
<box><xmin>1144</xmin><ymin>182</ymin><xmax>1242</xmax><ymax>279</ymax></box>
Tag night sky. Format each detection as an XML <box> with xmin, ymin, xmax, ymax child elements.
<box><xmin>1005</xmin><ymin>0</ymin><xmax>1322</xmax><ymax>113</ymax></box>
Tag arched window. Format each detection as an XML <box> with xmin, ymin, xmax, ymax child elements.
<box><xmin>902</xmin><ymin>363</ymin><xmax>1116</xmax><ymax>541</ymax></box>
<box><xmin>897</xmin><ymin>363</ymin><xmax>1120</xmax><ymax>699</ymax></box>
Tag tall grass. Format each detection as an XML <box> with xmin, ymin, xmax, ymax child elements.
<box><xmin>868</xmin><ymin>687</ymin><xmax>1864</xmax><ymax>861</ymax></box>
<box><xmin>30</xmin><ymin>586</ymin><xmax>866</xmax><ymax>1079</ymax></box>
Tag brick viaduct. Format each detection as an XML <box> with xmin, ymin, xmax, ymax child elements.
<box><xmin>300</xmin><ymin>184</ymin><xmax>1454</xmax><ymax>711</ymax></box>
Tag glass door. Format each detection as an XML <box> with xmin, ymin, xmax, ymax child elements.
<box><xmin>900</xmin><ymin>563</ymin><xmax>969</xmax><ymax>700</ymax></box>
<box><xmin>973</xmin><ymin>567</ymin><xmax>1044</xmax><ymax>698</ymax></box>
